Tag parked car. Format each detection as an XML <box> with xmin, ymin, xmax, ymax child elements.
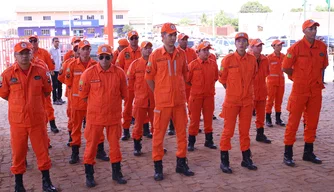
<box><xmin>213</xmin><ymin>37</ymin><xmax>235</xmax><ymax>57</ymax></box>
<box><xmin>262</xmin><ymin>38</ymin><xmax>296</xmax><ymax>55</ymax></box>
<box><xmin>317</xmin><ymin>35</ymin><xmax>334</xmax><ymax>54</ymax></box>
<box><xmin>87</xmin><ymin>38</ymin><xmax>108</xmax><ymax>61</ymax></box>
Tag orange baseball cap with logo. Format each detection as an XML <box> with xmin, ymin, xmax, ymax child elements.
<box><xmin>28</xmin><ymin>35</ymin><xmax>39</xmax><ymax>40</ymax></box>
<box><xmin>161</xmin><ymin>23</ymin><xmax>178</xmax><ymax>34</ymax></box>
<box><xmin>271</xmin><ymin>40</ymin><xmax>284</xmax><ymax>46</ymax></box>
<box><xmin>97</xmin><ymin>44</ymin><xmax>112</xmax><ymax>55</ymax></box>
<box><xmin>140</xmin><ymin>41</ymin><xmax>153</xmax><ymax>48</ymax></box>
<box><xmin>178</xmin><ymin>33</ymin><xmax>189</xmax><ymax>40</ymax></box>
<box><xmin>235</xmin><ymin>32</ymin><xmax>249</xmax><ymax>40</ymax></box>
<box><xmin>71</xmin><ymin>37</ymin><xmax>81</xmax><ymax>44</ymax></box>
<box><xmin>78</xmin><ymin>40</ymin><xmax>91</xmax><ymax>49</ymax></box>
<box><xmin>127</xmin><ymin>30</ymin><xmax>139</xmax><ymax>39</ymax></box>
<box><xmin>197</xmin><ymin>41</ymin><xmax>212</xmax><ymax>51</ymax></box>
<box><xmin>250</xmin><ymin>38</ymin><xmax>264</xmax><ymax>46</ymax></box>
<box><xmin>118</xmin><ymin>38</ymin><xmax>129</xmax><ymax>47</ymax></box>
<box><xmin>302</xmin><ymin>19</ymin><xmax>320</xmax><ymax>31</ymax></box>
<box><xmin>14</xmin><ymin>42</ymin><xmax>33</xmax><ymax>53</ymax></box>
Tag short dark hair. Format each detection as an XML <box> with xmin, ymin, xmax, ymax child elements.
<box><xmin>52</xmin><ymin>37</ymin><xmax>59</xmax><ymax>42</ymax></box>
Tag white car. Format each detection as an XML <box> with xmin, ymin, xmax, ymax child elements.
<box><xmin>262</xmin><ymin>39</ymin><xmax>296</xmax><ymax>55</ymax></box>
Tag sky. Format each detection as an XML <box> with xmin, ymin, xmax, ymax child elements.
<box><xmin>0</xmin><ymin>0</ymin><xmax>329</xmax><ymax>20</ymax></box>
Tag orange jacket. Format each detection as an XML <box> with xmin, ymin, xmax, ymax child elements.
<box><xmin>79</xmin><ymin>64</ymin><xmax>128</xmax><ymax>125</ymax></box>
<box><xmin>0</xmin><ymin>63</ymin><xmax>52</xmax><ymax>127</ymax></box>
<box><xmin>177</xmin><ymin>46</ymin><xmax>198</xmax><ymax>64</ymax></box>
<box><xmin>64</xmin><ymin>50</ymin><xmax>74</xmax><ymax>62</ymax></box>
<box><xmin>253</xmin><ymin>54</ymin><xmax>269</xmax><ymax>101</ymax></box>
<box><xmin>116</xmin><ymin>46</ymin><xmax>141</xmax><ymax>73</ymax></box>
<box><xmin>282</xmin><ymin>36</ymin><xmax>328</xmax><ymax>95</ymax></box>
<box><xmin>111</xmin><ymin>49</ymin><xmax>120</xmax><ymax>65</ymax></box>
<box><xmin>219</xmin><ymin>52</ymin><xmax>257</xmax><ymax>106</ymax></box>
<box><xmin>58</xmin><ymin>58</ymin><xmax>75</xmax><ymax>97</ymax></box>
<box><xmin>128</xmin><ymin>57</ymin><xmax>155</xmax><ymax>108</ymax></box>
<box><xmin>209</xmin><ymin>53</ymin><xmax>216</xmax><ymax>61</ymax></box>
<box><xmin>32</xmin><ymin>48</ymin><xmax>55</xmax><ymax>71</ymax></box>
<box><xmin>145</xmin><ymin>46</ymin><xmax>188</xmax><ymax>108</ymax></box>
<box><xmin>267</xmin><ymin>52</ymin><xmax>285</xmax><ymax>86</ymax></box>
<box><xmin>64</xmin><ymin>58</ymin><xmax>97</xmax><ymax>110</ymax></box>
<box><xmin>187</xmin><ymin>58</ymin><xmax>218</xmax><ymax>97</ymax></box>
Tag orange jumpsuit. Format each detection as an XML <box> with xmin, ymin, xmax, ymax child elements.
<box><xmin>219</xmin><ymin>52</ymin><xmax>257</xmax><ymax>151</ymax></box>
<box><xmin>128</xmin><ymin>57</ymin><xmax>155</xmax><ymax>140</ymax></box>
<box><xmin>253</xmin><ymin>55</ymin><xmax>269</xmax><ymax>128</ymax></box>
<box><xmin>0</xmin><ymin>63</ymin><xmax>52</xmax><ymax>174</ymax></box>
<box><xmin>64</xmin><ymin>58</ymin><xmax>104</xmax><ymax>146</ymax></box>
<box><xmin>116</xmin><ymin>46</ymin><xmax>141</xmax><ymax>129</ymax></box>
<box><xmin>266</xmin><ymin>52</ymin><xmax>285</xmax><ymax>113</ymax></box>
<box><xmin>187</xmin><ymin>58</ymin><xmax>218</xmax><ymax>135</ymax></box>
<box><xmin>111</xmin><ymin>49</ymin><xmax>120</xmax><ymax>65</ymax></box>
<box><xmin>80</xmin><ymin>64</ymin><xmax>128</xmax><ymax>164</ymax></box>
<box><xmin>282</xmin><ymin>37</ymin><xmax>328</xmax><ymax>145</ymax></box>
<box><xmin>63</xmin><ymin>50</ymin><xmax>74</xmax><ymax>62</ymax></box>
<box><xmin>32</xmin><ymin>48</ymin><xmax>55</xmax><ymax>71</ymax></box>
<box><xmin>145</xmin><ymin>46</ymin><xmax>188</xmax><ymax>161</ymax></box>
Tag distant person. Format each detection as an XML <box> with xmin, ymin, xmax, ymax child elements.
<box><xmin>111</xmin><ymin>38</ymin><xmax>129</xmax><ymax>64</ymax></box>
<box><xmin>49</xmin><ymin>37</ymin><xmax>64</xmax><ymax>105</ymax></box>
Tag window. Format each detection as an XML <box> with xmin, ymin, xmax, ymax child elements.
<box><xmin>87</xmin><ymin>15</ymin><xmax>94</xmax><ymax>20</ymax></box>
<box><xmin>43</xmin><ymin>16</ymin><xmax>51</xmax><ymax>20</ymax></box>
<box><xmin>24</xmin><ymin>16</ymin><xmax>32</xmax><ymax>21</ymax></box>
<box><xmin>62</xmin><ymin>29</ymin><xmax>67</xmax><ymax>35</ymax></box>
<box><xmin>73</xmin><ymin>15</ymin><xmax>83</xmax><ymax>20</ymax></box>
<box><xmin>41</xmin><ymin>29</ymin><xmax>50</xmax><ymax>36</ymax></box>
<box><xmin>87</xmin><ymin>28</ymin><xmax>95</xmax><ymax>34</ymax></box>
<box><xmin>24</xmin><ymin>29</ymin><xmax>33</xmax><ymax>36</ymax></box>
<box><xmin>100</xmin><ymin>15</ymin><xmax>104</xmax><ymax>19</ymax></box>
<box><xmin>116</xmin><ymin>15</ymin><xmax>123</xmax><ymax>19</ymax></box>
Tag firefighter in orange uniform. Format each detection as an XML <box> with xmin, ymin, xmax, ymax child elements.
<box><xmin>112</xmin><ymin>38</ymin><xmax>129</xmax><ymax>64</ymax></box>
<box><xmin>282</xmin><ymin>19</ymin><xmax>327</xmax><ymax>167</ymax></box>
<box><xmin>249</xmin><ymin>38</ymin><xmax>272</xmax><ymax>144</ymax></box>
<box><xmin>116</xmin><ymin>30</ymin><xmax>142</xmax><ymax>140</ymax></box>
<box><xmin>63</xmin><ymin>37</ymin><xmax>81</xmax><ymax>62</ymax></box>
<box><xmin>80</xmin><ymin>44</ymin><xmax>128</xmax><ymax>187</ymax></box>
<box><xmin>186</xmin><ymin>41</ymin><xmax>218</xmax><ymax>151</ymax></box>
<box><xmin>265</xmin><ymin>40</ymin><xmax>286</xmax><ymax>127</ymax></box>
<box><xmin>219</xmin><ymin>32</ymin><xmax>258</xmax><ymax>174</ymax></box>
<box><xmin>0</xmin><ymin>42</ymin><xmax>57</xmax><ymax>192</ymax></box>
<box><xmin>145</xmin><ymin>23</ymin><xmax>194</xmax><ymax>181</ymax></box>
<box><xmin>64</xmin><ymin>40</ymin><xmax>108</xmax><ymax>164</ymax></box>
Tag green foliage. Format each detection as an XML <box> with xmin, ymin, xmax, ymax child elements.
<box><xmin>290</xmin><ymin>8</ymin><xmax>304</xmax><ymax>12</ymax></box>
<box><xmin>122</xmin><ymin>25</ymin><xmax>133</xmax><ymax>33</ymax></box>
<box><xmin>178</xmin><ymin>18</ymin><xmax>192</xmax><ymax>26</ymax></box>
<box><xmin>315</xmin><ymin>5</ymin><xmax>334</xmax><ymax>12</ymax></box>
<box><xmin>200</xmin><ymin>13</ymin><xmax>209</xmax><ymax>26</ymax></box>
<box><xmin>214</xmin><ymin>10</ymin><xmax>239</xmax><ymax>31</ymax></box>
<box><xmin>240</xmin><ymin>1</ymin><xmax>272</xmax><ymax>13</ymax></box>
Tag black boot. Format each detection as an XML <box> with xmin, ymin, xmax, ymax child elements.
<box><xmin>67</xmin><ymin>131</ymin><xmax>72</xmax><ymax>147</ymax></box>
<box><xmin>265</xmin><ymin>113</ymin><xmax>273</xmax><ymax>127</ymax></box>
<box><xmin>82</xmin><ymin>118</ymin><xmax>86</xmax><ymax>129</ymax></box>
<box><xmin>204</xmin><ymin>132</ymin><xmax>217</xmax><ymax>149</ymax></box>
<box><xmin>49</xmin><ymin>120</ymin><xmax>59</xmax><ymax>133</ymax></box>
<box><xmin>131</xmin><ymin>117</ymin><xmax>135</xmax><ymax>125</ymax></box>
<box><xmin>41</xmin><ymin>170</ymin><xmax>57</xmax><ymax>192</ymax></box>
<box><xmin>187</xmin><ymin>135</ymin><xmax>196</xmax><ymax>152</ymax></box>
<box><xmin>133</xmin><ymin>139</ymin><xmax>142</xmax><ymax>156</ymax></box>
<box><xmin>84</xmin><ymin>164</ymin><xmax>96</xmax><ymax>188</ymax></box>
<box><xmin>220</xmin><ymin>151</ymin><xmax>232</xmax><ymax>174</ymax></box>
<box><xmin>111</xmin><ymin>162</ymin><xmax>127</xmax><ymax>184</ymax></box>
<box><xmin>168</xmin><ymin>119</ymin><xmax>175</xmax><ymax>135</ymax></box>
<box><xmin>96</xmin><ymin>142</ymin><xmax>110</xmax><ymax>161</ymax></box>
<box><xmin>302</xmin><ymin>143</ymin><xmax>322</xmax><ymax>164</ymax></box>
<box><xmin>252</xmin><ymin>109</ymin><xmax>256</xmax><ymax>116</ymax></box>
<box><xmin>69</xmin><ymin>145</ymin><xmax>79</xmax><ymax>164</ymax></box>
<box><xmin>121</xmin><ymin>128</ymin><xmax>130</xmax><ymax>141</ymax></box>
<box><xmin>212</xmin><ymin>114</ymin><xmax>217</xmax><ymax>120</ymax></box>
<box><xmin>176</xmin><ymin>157</ymin><xmax>195</xmax><ymax>176</ymax></box>
<box><xmin>275</xmin><ymin>112</ymin><xmax>286</xmax><ymax>126</ymax></box>
<box><xmin>283</xmin><ymin>145</ymin><xmax>295</xmax><ymax>167</ymax></box>
<box><xmin>154</xmin><ymin>160</ymin><xmax>163</xmax><ymax>181</ymax></box>
<box><xmin>143</xmin><ymin>123</ymin><xmax>152</xmax><ymax>138</ymax></box>
<box><xmin>198</xmin><ymin>128</ymin><xmax>203</xmax><ymax>133</ymax></box>
<box><xmin>241</xmin><ymin>149</ymin><xmax>257</xmax><ymax>170</ymax></box>
<box><xmin>256</xmin><ymin>127</ymin><xmax>271</xmax><ymax>144</ymax></box>
<box><xmin>14</xmin><ymin>174</ymin><xmax>26</xmax><ymax>192</ymax></box>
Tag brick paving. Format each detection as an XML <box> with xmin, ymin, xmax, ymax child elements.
<box><xmin>0</xmin><ymin>82</ymin><xmax>334</xmax><ymax>192</ymax></box>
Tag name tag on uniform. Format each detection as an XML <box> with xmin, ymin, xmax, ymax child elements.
<box><xmin>156</xmin><ymin>58</ymin><xmax>168</xmax><ymax>62</ymax></box>
<box><xmin>90</xmin><ymin>79</ymin><xmax>101</xmax><ymax>83</ymax></box>
<box><xmin>271</xmin><ymin>62</ymin><xmax>278</xmax><ymax>65</ymax></box>
<box><xmin>34</xmin><ymin>75</ymin><xmax>41</xmax><ymax>80</ymax></box>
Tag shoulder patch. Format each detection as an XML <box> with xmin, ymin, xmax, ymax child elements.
<box><xmin>147</xmin><ymin>62</ymin><xmax>152</xmax><ymax>66</ymax></box>
<box><xmin>79</xmin><ymin>80</ymin><xmax>83</xmax><ymax>85</ymax></box>
<box><xmin>287</xmin><ymin>53</ymin><xmax>292</xmax><ymax>58</ymax></box>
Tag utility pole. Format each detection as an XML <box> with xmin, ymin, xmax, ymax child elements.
<box><xmin>303</xmin><ymin>0</ymin><xmax>307</xmax><ymax>20</ymax></box>
<box><xmin>107</xmin><ymin>0</ymin><xmax>114</xmax><ymax>47</ymax></box>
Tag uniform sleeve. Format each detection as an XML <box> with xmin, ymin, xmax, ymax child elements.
<box><xmin>219</xmin><ymin>57</ymin><xmax>229</xmax><ymax>85</ymax></box>
<box><xmin>324</xmin><ymin>47</ymin><xmax>329</xmax><ymax>68</ymax></box>
<box><xmin>0</xmin><ymin>73</ymin><xmax>9</xmax><ymax>99</ymax></box>
<box><xmin>119</xmin><ymin>69</ymin><xmax>128</xmax><ymax>100</ymax></box>
<box><xmin>186</xmin><ymin>61</ymin><xmax>194</xmax><ymax>83</ymax></box>
<box><xmin>79</xmin><ymin>70</ymin><xmax>90</xmax><ymax>99</ymax></box>
<box><xmin>214</xmin><ymin>61</ymin><xmax>219</xmax><ymax>82</ymax></box>
<box><xmin>264</xmin><ymin>57</ymin><xmax>270</xmax><ymax>77</ymax></box>
<box><xmin>58</xmin><ymin>60</ymin><xmax>70</xmax><ymax>83</ymax></box>
<box><xmin>182</xmin><ymin>54</ymin><xmax>188</xmax><ymax>80</ymax></box>
<box><xmin>127</xmin><ymin>61</ymin><xmax>136</xmax><ymax>91</ymax></box>
<box><xmin>44</xmin><ymin>50</ymin><xmax>55</xmax><ymax>71</ymax></box>
<box><xmin>41</xmin><ymin>69</ymin><xmax>53</xmax><ymax>93</ymax></box>
<box><xmin>282</xmin><ymin>47</ymin><xmax>296</xmax><ymax>69</ymax></box>
<box><xmin>145</xmin><ymin>53</ymin><xmax>157</xmax><ymax>80</ymax></box>
<box><xmin>64</xmin><ymin>61</ymin><xmax>74</xmax><ymax>87</ymax></box>
<box><xmin>116</xmin><ymin>50</ymin><xmax>125</xmax><ymax>70</ymax></box>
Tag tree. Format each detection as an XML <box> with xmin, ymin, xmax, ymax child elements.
<box><xmin>240</xmin><ymin>1</ymin><xmax>272</xmax><ymax>13</ymax></box>
<box><xmin>290</xmin><ymin>8</ymin><xmax>304</xmax><ymax>12</ymax></box>
<box><xmin>178</xmin><ymin>18</ymin><xmax>192</xmax><ymax>26</ymax></box>
<box><xmin>315</xmin><ymin>5</ymin><xmax>334</xmax><ymax>12</ymax></box>
<box><xmin>213</xmin><ymin>10</ymin><xmax>239</xmax><ymax>31</ymax></box>
<box><xmin>200</xmin><ymin>13</ymin><xmax>209</xmax><ymax>26</ymax></box>
<box><xmin>122</xmin><ymin>25</ymin><xmax>133</xmax><ymax>33</ymax></box>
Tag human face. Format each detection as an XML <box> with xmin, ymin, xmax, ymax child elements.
<box><xmin>198</xmin><ymin>48</ymin><xmax>210</xmax><ymax>61</ymax></box>
<box><xmin>273</xmin><ymin>44</ymin><xmax>283</xmax><ymax>53</ymax></box>
<box><xmin>162</xmin><ymin>32</ymin><xmax>177</xmax><ymax>48</ymax></box>
<box><xmin>252</xmin><ymin>44</ymin><xmax>263</xmax><ymax>55</ymax></box>
<box><xmin>29</xmin><ymin>38</ymin><xmax>39</xmax><ymax>49</ymax></box>
<box><xmin>98</xmin><ymin>53</ymin><xmax>112</xmax><ymax>70</ymax></box>
<box><xmin>53</xmin><ymin>38</ymin><xmax>59</xmax><ymax>48</ymax></box>
<box><xmin>178</xmin><ymin>37</ymin><xmax>188</xmax><ymax>49</ymax></box>
<box><xmin>303</xmin><ymin>25</ymin><xmax>317</xmax><ymax>41</ymax></box>
<box><xmin>79</xmin><ymin>46</ymin><xmax>91</xmax><ymax>59</ymax></box>
<box><xmin>14</xmin><ymin>49</ymin><xmax>32</xmax><ymax>66</ymax></box>
<box><xmin>129</xmin><ymin>35</ymin><xmax>139</xmax><ymax>47</ymax></box>
<box><xmin>141</xmin><ymin>45</ymin><xmax>153</xmax><ymax>58</ymax></box>
<box><xmin>235</xmin><ymin>38</ymin><xmax>248</xmax><ymax>52</ymax></box>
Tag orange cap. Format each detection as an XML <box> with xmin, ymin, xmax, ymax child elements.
<box><xmin>71</xmin><ymin>37</ymin><xmax>81</xmax><ymax>44</ymax></box>
<box><xmin>78</xmin><ymin>40</ymin><xmax>91</xmax><ymax>49</ymax></box>
<box><xmin>197</xmin><ymin>41</ymin><xmax>212</xmax><ymax>51</ymax></box>
<box><xmin>302</xmin><ymin>19</ymin><xmax>320</xmax><ymax>31</ymax></box>
<box><xmin>177</xmin><ymin>33</ymin><xmax>189</xmax><ymax>40</ymax></box>
<box><xmin>14</xmin><ymin>42</ymin><xmax>33</xmax><ymax>53</ymax></box>
<box><xmin>250</xmin><ymin>38</ymin><xmax>264</xmax><ymax>46</ymax></box>
<box><xmin>28</xmin><ymin>35</ymin><xmax>38</xmax><ymax>40</ymax></box>
<box><xmin>97</xmin><ymin>44</ymin><xmax>112</xmax><ymax>55</ymax></box>
<box><xmin>140</xmin><ymin>41</ymin><xmax>153</xmax><ymax>48</ymax></box>
<box><xmin>127</xmin><ymin>30</ymin><xmax>139</xmax><ymax>39</ymax></box>
<box><xmin>271</xmin><ymin>40</ymin><xmax>284</xmax><ymax>46</ymax></box>
<box><xmin>161</xmin><ymin>23</ymin><xmax>178</xmax><ymax>34</ymax></box>
<box><xmin>235</xmin><ymin>32</ymin><xmax>248</xmax><ymax>40</ymax></box>
<box><xmin>118</xmin><ymin>38</ymin><xmax>129</xmax><ymax>47</ymax></box>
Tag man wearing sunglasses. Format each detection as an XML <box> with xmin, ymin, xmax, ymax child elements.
<box><xmin>64</xmin><ymin>40</ymin><xmax>109</xmax><ymax>164</ymax></box>
<box><xmin>116</xmin><ymin>30</ymin><xmax>143</xmax><ymax>141</ymax></box>
<box><xmin>80</xmin><ymin>44</ymin><xmax>128</xmax><ymax>186</ymax></box>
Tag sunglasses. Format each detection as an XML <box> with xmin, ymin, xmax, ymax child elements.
<box><xmin>130</xmin><ymin>37</ymin><xmax>139</xmax><ymax>41</ymax></box>
<box><xmin>99</xmin><ymin>55</ymin><xmax>111</xmax><ymax>60</ymax></box>
<box><xmin>29</xmin><ymin>39</ymin><xmax>38</xmax><ymax>43</ymax></box>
